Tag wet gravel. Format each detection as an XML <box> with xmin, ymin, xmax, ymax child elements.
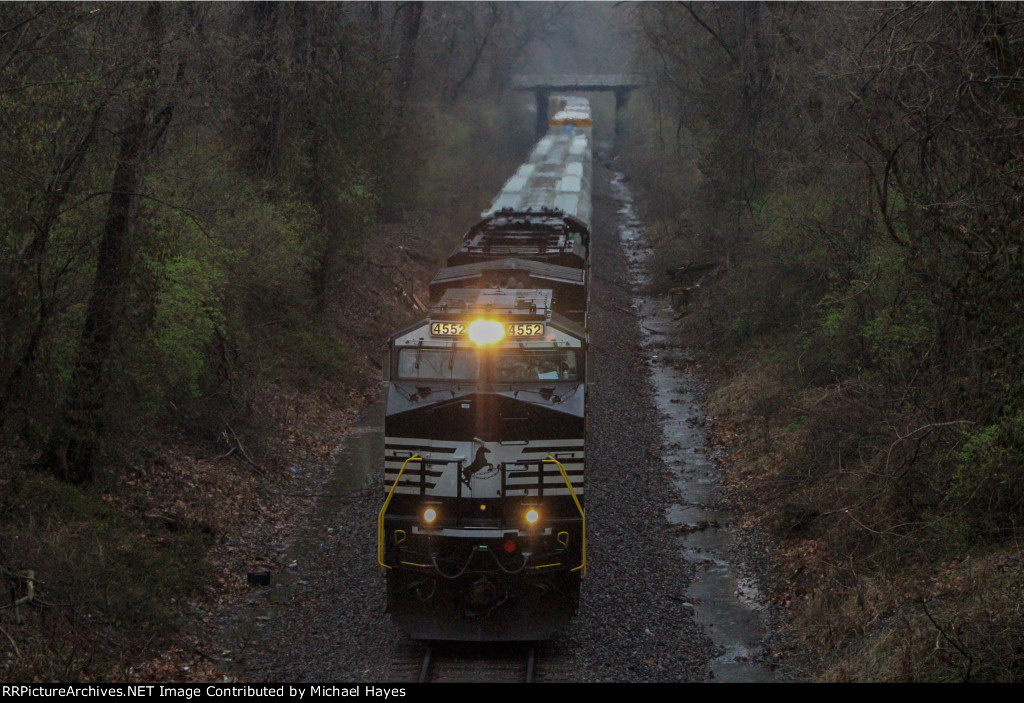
<box><xmin>205</xmin><ymin>156</ymin><xmax>717</xmax><ymax>682</ymax></box>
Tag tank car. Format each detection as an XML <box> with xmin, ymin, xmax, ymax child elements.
<box><xmin>378</xmin><ymin>97</ymin><xmax>593</xmax><ymax>641</ymax></box>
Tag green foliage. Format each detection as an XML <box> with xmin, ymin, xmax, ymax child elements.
<box><xmin>860</xmin><ymin>294</ymin><xmax>934</xmax><ymax>371</ymax></box>
<box><xmin>418</xmin><ymin>98</ymin><xmax>534</xmax><ymax>212</ymax></box>
<box><xmin>947</xmin><ymin>412</ymin><xmax>1024</xmax><ymax>541</ymax></box>
<box><xmin>150</xmin><ymin>255</ymin><xmax>225</xmax><ymax>397</ymax></box>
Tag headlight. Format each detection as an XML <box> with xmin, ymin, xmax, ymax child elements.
<box><xmin>468</xmin><ymin>319</ymin><xmax>505</xmax><ymax>345</ymax></box>
<box><xmin>525</xmin><ymin>508</ymin><xmax>540</xmax><ymax>525</ymax></box>
<box><xmin>423</xmin><ymin>507</ymin><xmax>438</xmax><ymax>523</ymax></box>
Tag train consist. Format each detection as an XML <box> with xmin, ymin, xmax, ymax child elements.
<box><xmin>378</xmin><ymin>96</ymin><xmax>593</xmax><ymax>641</ymax></box>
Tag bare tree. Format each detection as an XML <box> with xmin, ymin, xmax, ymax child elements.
<box><xmin>45</xmin><ymin>3</ymin><xmax>170</xmax><ymax>482</ymax></box>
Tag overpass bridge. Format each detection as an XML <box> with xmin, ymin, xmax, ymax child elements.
<box><xmin>512</xmin><ymin>74</ymin><xmax>645</xmax><ymax>140</ymax></box>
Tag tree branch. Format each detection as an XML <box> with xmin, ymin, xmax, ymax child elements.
<box><xmin>678</xmin><ymin>2</ymin><xmax>738</xmax><ymax>64</ymax></box>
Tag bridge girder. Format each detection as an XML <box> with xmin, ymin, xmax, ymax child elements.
<box><xmin>513</xmin><ymin>74</ymin><xmax>645</xmax><ymax>143</ymax></box>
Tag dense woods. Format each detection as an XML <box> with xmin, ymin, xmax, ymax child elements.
<box><xmin>0</xmin><ymin>1</ymin><xmax>578</xmax><ymax>481</ymax></box>
<box><xmin>628</xmin><ymin>1</ymin><xmax>1024</xmax><ymax>681</ymax></box>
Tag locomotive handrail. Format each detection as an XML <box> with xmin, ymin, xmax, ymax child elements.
<box><xmin>378</xmin><ymin>453</ymin><xmax>422</xmax><ymax>570</ymax></box>
<box><xmin>387</xmin><ymin>454</ymin><xmax>453</xmax><ymax>496</ymax></box>
<box><xmin>544</xmin><ymin>455</ymin><xmax>586</xmax><ymax>577</ymax></box>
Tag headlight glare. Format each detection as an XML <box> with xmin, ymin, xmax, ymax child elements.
<box><xmin>468</xmin><ymin>319</ymin><xmax>505</xmax><ymax>345</ymax></box>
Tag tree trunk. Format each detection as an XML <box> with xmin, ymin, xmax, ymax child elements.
<box><xmin>251</xmin><ymin>1</ymin><xmax>281</xmax><ymax>176</ymax></box>
<box><xmin>394</xmin><ymin>1</ymin><xmax>423</xmax><ymax>108</ymax></box>
<box><xmin>45</xmin><ymin>3</ymin><xmax>164</xmax><ymax>483</ymax></box>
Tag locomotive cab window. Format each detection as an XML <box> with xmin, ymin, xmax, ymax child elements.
<box><xmin>396</xmin><ymin>346</ymin><xmax>479</xmax><ymax>381</ymax></box>
<box><xmin>493</xmin><ymin>349</ymin><xmax>579</xmax><ymax>382</ymax></box>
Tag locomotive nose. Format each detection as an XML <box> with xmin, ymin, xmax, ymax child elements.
<box><xmin>469</xmin><ymin>577</ymin><xmax>499</xmax><ymax>607</ymax></box>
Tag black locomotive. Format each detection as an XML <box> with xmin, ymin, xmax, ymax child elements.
<box><xmin>378</xmin><ymin>97</ymin><xmax>592</xmax><ymax>641</ymax></box>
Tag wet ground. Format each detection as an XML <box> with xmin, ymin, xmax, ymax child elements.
<box><xmin>611</xmin><ymin>172</ymin><xmax>776</xmax><ymax>683</ymax></box>
<box><xmin>326</xmin><ymin>400</ymin><xmax>384</xmax><ymax>494</ymax></box>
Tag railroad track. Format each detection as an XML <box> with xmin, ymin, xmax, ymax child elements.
<box><xmin>387</xmin><ymin>640</ymin><xmax>550</xmax><ymax>683</ymax></box>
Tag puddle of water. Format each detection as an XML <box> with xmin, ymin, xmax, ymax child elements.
<box><xmin>611</xmin><ymin>172</ymin><xmax>776</xmax><ymax>683</ymax></box>
<box><xmin>329</xmin><ymin>400</ymin><xmax>385</xmax><ymax>493</ymax></box>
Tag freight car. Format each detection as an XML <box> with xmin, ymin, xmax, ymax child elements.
<box><xmin>378</xmin><ymin>98</ymin><xmax>592</xmax><ymax>641</ymax></box>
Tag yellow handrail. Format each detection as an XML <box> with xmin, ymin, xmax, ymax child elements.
<box><xmin>544</xmin><ymin>455</ymin><xmax>586</xmax><ymax>577</ymax></box>
<box><xmin>377</xmin><ymin>453</ymin><xmax>421</xmax><ymax>569</ymax></box>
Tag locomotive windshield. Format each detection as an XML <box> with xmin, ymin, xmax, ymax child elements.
<box><xmin>396</xmin><ymin>347</ymin><xmax>479</xmax><ymax>381</ymax></box>
<box><xmin>396</xmin><ymin>346</ymin><xmax>580</xmax><ymax>383</ymax></box>
<box><xmin>493</xmin><ymin>349</ymin><xmax>579</xmax><ymax>382</ymax></box>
